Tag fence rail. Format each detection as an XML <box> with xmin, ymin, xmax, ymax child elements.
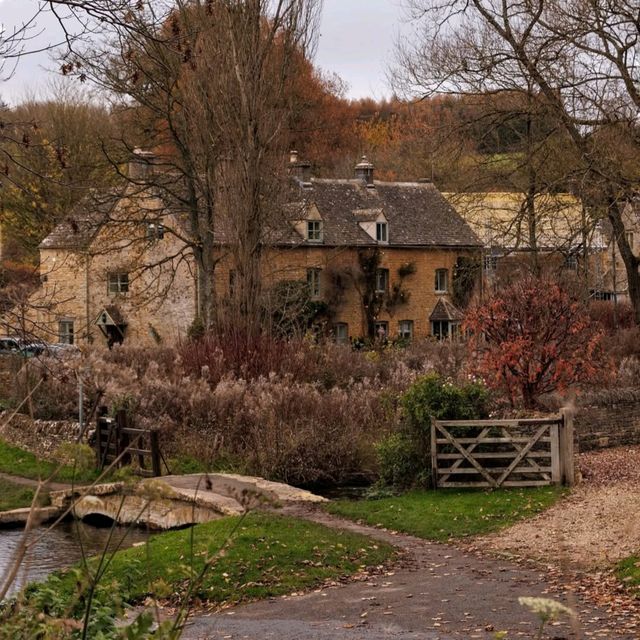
<box><xmin>95</xmin><ymin>409</ymin><xmax>163</xmax><ymax>477</ymax></box>
<box><xmin>431</xmin><ymin>410</ymin><xmax>575</xmax><ymax>489</ymax></box>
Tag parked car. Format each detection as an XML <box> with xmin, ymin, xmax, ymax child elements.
<box><xmin>0</xmin><ymin>337</ymin><xmax>43</xmax><ymax>357</ymax></box>
<box><xmin>0</xmin><ymin>337</ymin><xmax>78</xmax><ymax>358</ymax></box>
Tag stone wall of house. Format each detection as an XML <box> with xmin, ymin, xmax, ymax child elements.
<box><xmin>215</xmin><ymin>245</ymin><xmax>476</xmax><ymax>340</ymax></box>
<box><xmin>25</xmin><ymin>216</ymin><xmax>196</xmax><ymax>348</ymax></box>
<box><xmin>573</xmin><ymin>389</ymin><xmax>640</xmax><ymax>451</ymax></box>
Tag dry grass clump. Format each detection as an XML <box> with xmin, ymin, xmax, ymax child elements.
<box><xmin>7</xmin><ymin>335</ymin><xmax>467</xmax><ymax>486</ymax></box>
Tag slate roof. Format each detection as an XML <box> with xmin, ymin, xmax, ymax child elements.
<box><xmin>429</xmin><ymin>298</ymin><xmax>464</xmax><ymax>322</ymax></box>
<box><xmin>39</xmin><ymin>189</ymin><xmax>123</xmax><ymax>251</ymax></box>
<box><xmin>217</xmin><ymin>179</ymin><xmax>481</xmax><ymax>248</ymax></box>
<box><xmin>41</xmin><ymin>178</ymin><xmax>482</xmax><ymax>251</ymax></box>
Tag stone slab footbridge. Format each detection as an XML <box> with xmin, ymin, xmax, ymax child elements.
<box><xmin>0</xmin><ymin>473</ymin><xmax>327</xmax><ymax>529</ymax></box>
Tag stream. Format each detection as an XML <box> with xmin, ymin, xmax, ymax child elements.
<box><xmin>0</xmin><ymin>520</ymin><xmax>153</xmax><ymax>597</ymax></box>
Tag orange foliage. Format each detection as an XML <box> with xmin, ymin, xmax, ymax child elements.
<box><xmin>464</xmin><ymin>277</ymin><xmax>608</xmax><ymax>408</ymax></box>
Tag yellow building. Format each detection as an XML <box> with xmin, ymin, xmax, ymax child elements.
<box><xmin>9</xmin><ymin>158</ymin><xmax>482</xmax><ymax>346</ymax></box>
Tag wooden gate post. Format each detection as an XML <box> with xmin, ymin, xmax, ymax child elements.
<box><xmin>430</xmin><ymin>417</ymin><xmax>438</xmax><ymax>489</ymax></box>
<box><xmin>559</xmin><ymin>408</ymin><xmax>576</xmax><ymax>486</ymax></box>
<box><xmin>150</xmin><ymin>430</ymin><xmax>161</xmax><ymax>477</ymax></box>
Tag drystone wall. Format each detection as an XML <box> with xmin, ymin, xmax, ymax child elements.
<box><xmin>573</xmin><ymin>389</ymin><xmax>640</xmax><ymax>451</ymax></box>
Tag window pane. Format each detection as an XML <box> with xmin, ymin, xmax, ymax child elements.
<box><xmin>435</xmin><ymin>269</ymin><xmax>448</xmax><ymax>292</ymax></box>
<box><xmin>59</xmin><ymin>321</ymin><xmax>74</xmax><ymax>345</ymax></box>
<box><xmin>334</xmin><ymin>323</ymin><xmax>348</xmax><ymax>344</ymax></box>
<box><xmin>376</xmin><ymin>268</ymin><xmax>389</xmax><ymax>293</ymax></box>
<box><xmin>307</xmin><ymin>221</ymin><xmax>322</xmax><ymax>241</ymax></box>
<box><xmin>399</xmin><ymin>320</ymin><xmax>413</xmax><ymax>339</ymax></box>
<box><xmin>376</xmin><ymin>222</ymin><xmax>388</xmax><ymax>242</ymax></box>
<box><xmin>374</xmin><ymin>321</ymin><xmax>388</xmax><ymax>339</ymax></box>
<box><xmin>306</xmin><ymin>268</ymin><xmax>321</xmax><ymax>297</ymax></box>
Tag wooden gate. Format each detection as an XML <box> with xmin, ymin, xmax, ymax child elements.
<box><xmin>431</xmin><ymin>412</ymin><xmax>574</xmax><ymax>489</ymax></box>
<box><xmin>95</xmin><ymin>409</ymin><xmax>163</xmax><ymax>477</ymax></box>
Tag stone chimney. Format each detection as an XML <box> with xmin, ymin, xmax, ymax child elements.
<box><xmin>355</xmin><ymin>155</ymin><xmax>375</xmax><ymax>187</ymax></box>
<box><xmin>288</xmin><ymin>149</ymin><xmax>312</xmax><ymax>186</ymax></box>
<box><xmin>129</xmin><ymin>148</ymin><xmax>156</xmax><ymax>181</ymax></box>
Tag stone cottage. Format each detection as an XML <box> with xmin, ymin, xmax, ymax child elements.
<box><xmin>13</xmin><ymin>156</ymin><xmax>482</xmax><ymax>346</ymax></box>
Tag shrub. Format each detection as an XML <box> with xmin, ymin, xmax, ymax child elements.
<box><xmin>465</xmin><ymin>277</ymin><xmax>607</xmax><ymax>408</ymax></box>
<box><xmin>377</xmin><ymin>373</ymin><xmax>488</xmax><ymax>489</ymax></box>
<box><xmin>375</xmin><ymin>432</ymin><xmax>424</xmax><ymax>490</ymax></box>
<box><xmin>8</xmin><ymin>335</ymin><xmax>478</xmax><ymax>488</ymax></box>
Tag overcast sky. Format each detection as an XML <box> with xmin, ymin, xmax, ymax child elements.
<box><xmin>0</xmin><ymin>0</ymin><xmax>410</xmax><ymax>105</ymax></box>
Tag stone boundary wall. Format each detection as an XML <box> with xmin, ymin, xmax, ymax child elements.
<box><xmin>0</xmin><ymin>411</ymin><xmax>79</xmax><ymax>460</ymax></box>
<box><xmin>573</xmin><ymin>389</ymin><xmax>640</xmax><ymax>451</ymax></box>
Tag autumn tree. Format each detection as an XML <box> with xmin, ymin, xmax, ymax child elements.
<box><xmin>465</xmin><ymin>277</ymin><xmax>606</xmax><ymax>408</ymax></box>
<box><xmin>58</xmin><ymin>0</ymin><xmax>322</xmax><ymax>333</ymax></box>
<box><xmin>0</xmin><ymin>87</ymin><xmax>116</xmax><ymax>262</ymax></box>
<box><xmin>397</xmin><ymin>0</ymin><xmax>640</xmax><ymax>323</ymax></box>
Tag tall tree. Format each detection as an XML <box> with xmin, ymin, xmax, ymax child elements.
<box><xmin>396</xmin><ymin>0</ymin><xmax>640</xmax><ymax>323</ymax></box>
<box><xmin>59</xmin><ymin>0</ymin><xmax>322</xmax><ymax>332</ymax></box>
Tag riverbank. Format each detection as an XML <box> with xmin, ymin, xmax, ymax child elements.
<box><xmin>0</xmin><ymin>513</ymin><xmax>394</xmax><ymax>638</ymax></box>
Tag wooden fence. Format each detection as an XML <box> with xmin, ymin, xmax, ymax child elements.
<box><xmin>95</xmin><ymin>409</ymin><xmax>164</xmax><ymax>477</ymax></box>
<box><xmin>431</xmin><ymin>409</ymin><xmax>575</xmax><ymax>489</ymax></box>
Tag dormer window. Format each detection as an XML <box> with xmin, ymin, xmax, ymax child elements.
<box><xmin>307</xmin><ymin>220</ymin><xmax>323</xmax><ymax>242</ymax></box>
<box><xmin>376</xmin><ymin>222</ymin><xmax>388</xmax><ymax>243</ymax></box>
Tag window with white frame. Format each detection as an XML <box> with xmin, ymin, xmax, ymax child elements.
<box><xmin>306</xmin><ymin>268</ymin><xmax>321</xmax><ymax>298</ymax></box>
<box><xmin>398</xmin><ymin>320</ymin><xmax>413</xmax><ymax>340</ymax></box>
<box><xmin>146</xmin><ymin>221</ymin><xmax>165</xmax><ymax>240</ymax></box>
<box><xmin>431</xmin><ymin>320</ymin><xmax>461</xmax><ymax>341</ymax></box>
<box><xmin>375</xmin><ymin>268</ymin><xmax>389</xmax><ymax>293</ymax></box>
<box><xmin>483</xmin><ymin>255</ymin><xmax>498</xmax><ymax>272</ymax></box>
<box><xmin>435</xmin><ymin>268</ymin><xmax>448</xmax><ymax>293</ymax></box>
<box><xmin>307</xmin><ymin>220</ymin><xmax>323</xmax><ymax>242</ymax></box>
<box><xmin>627</xmin><ymin>231</ymin><xmax>634</xmax><ymax>248</ymax></box>
<box><xmin>334</xmin><ymin>323</ymin><xmax>349</xmax><ymax>344</ymax></box>
<box><xmin>58</xmin><ymin>320</ymin><xmax>74</xmax><ymax>345</ymax></box>
<box><xmin>564</xmin><ymin>254</ymin><xmax>578</xmax><ymax>271</ymax></box>
<box><xmin>376</xmin><ymin>221</ymin><xmax>388</xmax><ymax>243</ymax></box>
<box><xmin>108</xmin><ymin>272</ymin><xmax>129</xmax><ymax>294</ymax></box>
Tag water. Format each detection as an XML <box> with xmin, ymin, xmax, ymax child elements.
<box><xmin>0</xmin><ymin>520</ymin><xmax>153</xmax><ymax>597</ymax></box>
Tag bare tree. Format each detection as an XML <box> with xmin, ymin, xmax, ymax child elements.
<box><xmin>396</xmin><ymin>0</ymin><xmax>640</xmax><ymax>323</ymax></box>
<box><xmin>55</xmin><ymin>0</ymin><xmax>322</xmax><ymax>333</ymax></box>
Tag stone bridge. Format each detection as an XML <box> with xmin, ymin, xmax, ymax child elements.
<box><xmin>48</xmin><ymin>473</ymin><xmax>327</xmax><ymax>529</ymax></box>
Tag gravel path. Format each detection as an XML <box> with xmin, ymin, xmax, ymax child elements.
<box><xmin>474</xmin><ymin>446</ymin><xmax>640</xmax><ymax>569</ymax></box>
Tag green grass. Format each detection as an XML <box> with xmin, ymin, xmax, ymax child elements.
<box><xmin>52</xmin><ymin>512</ymin><xmax>393</xmax><ymax>604</ymax></box>
<box><xmin>0</xmin><ymin>439</ymin><xmax>99</xmax><ymax>484</ymax></box>
<box><xmin>616</xmin><ymin>555</ymin><xmax>640</xmax><ymax>593</ymax></box>
<box><xmin>0</xmin><ymin>478</ymin><xmax>47</xmax><ymax>511</ymax></box>
<box><xmin>326</xmin><ymin>487</ymin><xmax>566</xmax><ymax>541</ymax></box>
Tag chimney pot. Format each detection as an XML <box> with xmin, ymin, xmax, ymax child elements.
<box><xmin>355</xmin><ymin>155</ymin><xmax>375</xmax><ymax>186</ymax></box>
<box><xmin>288</xmin><ymin>152</ymin><xmax>312</xmax><ymax>186</ymax></box>
<box><xmin>129</xmin><ymin>148</ymin><xmax>156</xmax><ymax>181</ymax></box>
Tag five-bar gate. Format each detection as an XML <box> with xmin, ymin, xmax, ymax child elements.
<box><xmin>431</xmin><ymin>412</ymin><xmax>575</xmax><ymax>488</ymax></box>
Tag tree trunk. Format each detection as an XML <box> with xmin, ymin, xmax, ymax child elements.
<box><xmin>608</xmin><ymin>198</ymin><xmax>640</xmax><ymax>325</ymax></box>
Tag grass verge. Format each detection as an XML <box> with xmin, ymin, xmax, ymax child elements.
<box><xmin>326</xmin><ymin>487</ymin><xmax>566</xmax><ymax>541</ymax></box>
<box><xmin>3</xmin><ymin>513</ymin><xmax>393</xmax><ymax>638</ymax></box>
<box><xmin>0</xmin><ymin>438</ymin><xmax>98</xmax><ymax>484</ymax></box>
<box><xmin>0</xmin><ymin>478</ymin><xmax>48</xmax><ymax>511</ymax></box>
<box><xmin>616</xmin><ymin>555</ymin><xmax>640</xmax><ymax>593</ymax></box>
